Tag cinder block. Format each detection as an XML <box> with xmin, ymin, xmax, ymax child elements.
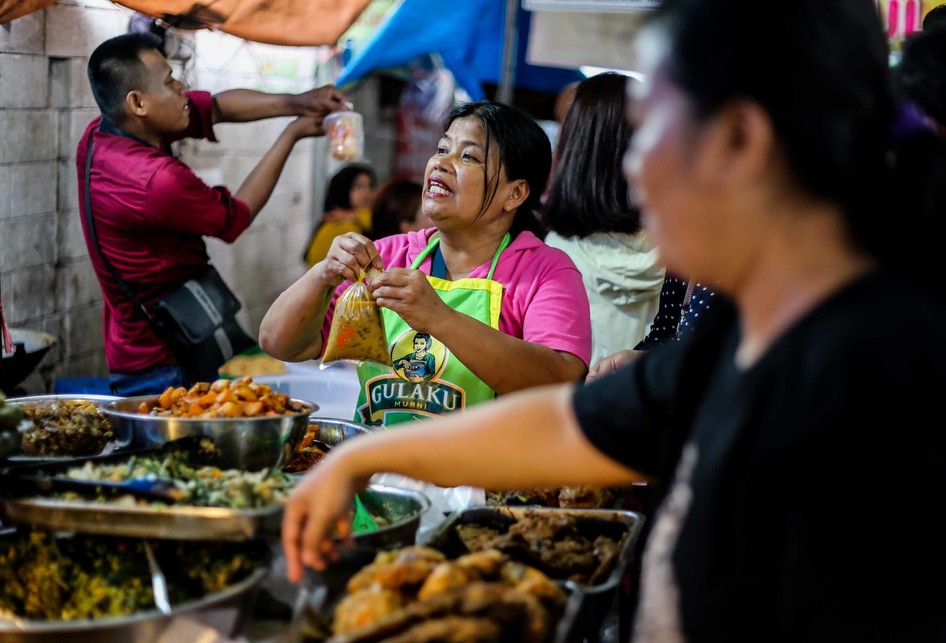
<box><xmin>46</xmin><ymin>4</ymin><xmax>125</xmax><ymax>58</ymax></box>
<box><xmin>49</xmin><ymin>57</ymin><xmax>97</xmax><ymax>109</ymax></box>
<box><xmin>58</xmin><ymin>157</ymin><xmax>79</xmax><ymax>212</ymax></box>
<box><xmin>9</xmin><ymin>162</ymin><xmax>57</xmax><ymax>216</ymax></box>
<box><xmin>0</xmin><ymin>111</ymin><xmax>56</xmax><ymax>163</ymax></box>
<box><xmin>58</xmin><ymin>209</ymin><xmax>90</xmax><ymax>261</ymax></box>
<box><xmin>0</xmin><ymin>214</ymin><xmax>56</xmax><ymax>272</ymax></box>
<box><xmin>5</xmin><ymin>266</ymin><xmax>57</xmax><ymax>319</ymax></box>
<box><xmin>61</xmin><ymin>303</ymin><xmax>104</xmax><ymax>358</ymax></box>
<box><xmin>0</xmin><ymin>165</ymin><xmax>10</xmax><ymax>220</ymax></box>
<box><xmin>57</xmin><ymin>349</ymin><xmax>109</xmax><ymax>380</ymax></box>
<box><xmin>58</xmin><ymin>108</ymin><xmax>96</xmax><ymax>160</ymax></box>
<box><xmin>0</xmin><ymin>55</ymin><xmax>48</xmax><ymax>108</ymax></box>
<box><xmin>0</xmin><ymin>11</ymin><xmax>44</xmax><ymax>54</ymax></box>
<box><xmin>57</xmin><ymin>258</ymin><xmax>101</xmax><ymax>309</ymax></box>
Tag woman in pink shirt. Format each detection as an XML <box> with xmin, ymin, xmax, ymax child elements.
<box><xmin>261</xmin><ymin>101</ymin><xmax>590</xmax><ymax>426</ymax></box>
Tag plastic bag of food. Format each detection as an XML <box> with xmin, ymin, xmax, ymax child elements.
<box><xmin>323</xmin><ymin>271</ymin><xmax>392</xmax><ymax>368</ymax></box>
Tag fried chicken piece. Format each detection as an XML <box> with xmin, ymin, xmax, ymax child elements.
<box><xmin>456</xmin><ymin>549</ymin><xmax>506</xmax><ymax>577</ymax></box>
<box><xmin>383</xmin><ymin>616</ymin><xmax>502</xmax><ymax>642</ymax></box>
<box><xmin>417</xmin><ymin>562</ymin><xmax>475</xmax><ymax>601</ymax></box>
<box><xmin>333</xmin><ymin>587</ymin><xmax>404</xmax><ymax>635</ymax></box>
<box><xmin>347</xmin><ymin>546</ymin><xmax>445</xmax><ymax>593</ymax></box>
<box><xmin>500</xmin><ymin>562</ymin><xmax>566</xmax><ymax>606</ymax></box>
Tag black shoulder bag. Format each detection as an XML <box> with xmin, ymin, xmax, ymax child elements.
<box><xmin>84</xmin><ymin>123</ymin><xmax>256</xmax><ymax>382</ymax></box>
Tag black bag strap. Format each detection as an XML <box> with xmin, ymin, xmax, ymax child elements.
<box><xmin>83</xmin><ymin>131</ymin><xmax>164</xmax><ymax>333</ymax></box>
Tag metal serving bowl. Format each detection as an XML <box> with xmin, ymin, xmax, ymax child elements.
<box><xmin>0</xmin><ymin>562</ymin><xmax>268</xmax><ymax>643</ymax></box>
<box><xmin>283</xmin><ymin>416</ymin><xmax>379</xmax><ymax>473</ymax></box>
<box><xmin>101</xmin><ymin>396</ymin><xmax>315</xmax><ymax>471</ymax></box>
<box><xmin>3</xmin><ymin>395</ymin><xmax>124</xmax><ymax>462</ymax></box>
<box><xmin>353</xmin><ymin>484</ymin><xmax>431</xmax><ymax>550</ymax></box>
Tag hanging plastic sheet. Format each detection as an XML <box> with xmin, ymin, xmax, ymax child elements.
<box><xmin>2</xmin><ymin>0</ymin><xmax>372</xmax><ymax>45</ymax></box>
<box><xmin>1</xmin><ymin>0</ymin><xmax>56</xmax><ymax>24</ymax></box>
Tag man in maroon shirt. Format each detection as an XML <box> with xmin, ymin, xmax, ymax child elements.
<box><xmin>77</xmin><ymin>33</ymin><xmax>348</xmax><ymax>395</ymax></box>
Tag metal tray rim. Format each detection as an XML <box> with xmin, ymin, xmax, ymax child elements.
<box><xmin>0</xmin><ymin>562</ymin><xmax>269</xmax><ymax>633</ymax></box>
<box><xmin>424</xmin><ymin>505</ymin><xmax>645</xmax><ymax>594</ymax></box>
<box><xmin>101</xmin><ymin>395</ymin><xmax>317</xmax><ymax>422</ymax></box>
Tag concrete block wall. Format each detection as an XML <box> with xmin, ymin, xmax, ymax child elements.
<box><xmin>0</xmin><ymin>2</ymin><xmax>379</xmax><ymax>394</ymax></box>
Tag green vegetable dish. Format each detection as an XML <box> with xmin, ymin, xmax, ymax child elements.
<box><xmin>62</xmin><ymin>452</ymin><xmax>295</xmax><ymax>508</ymax></box>
<box><xmin>0</xmin><ymin>530</ymin><xmax>267</xmax><ymax>621</ymax></box>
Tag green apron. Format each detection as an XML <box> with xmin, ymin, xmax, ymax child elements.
<box><xmin>354</xmin><ymin>233</ymin><xmax>510</xmax><ymax>426</ymax></box>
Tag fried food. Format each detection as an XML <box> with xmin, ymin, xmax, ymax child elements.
<box><xmin>140</xmin><ymin>377</ymin><xmax>307</xmax><ymax>418</ymax></box>
<box><xmin>347</xmin><ymin>546</ymin><xmax>446</xmax><ymax>593</ymax></box>
<box><xmin>284</xmin><ymin>423</ymin><xmax>331</xmax><ymax>473</ymax></box>
<box><xmin>333</xmin><ymin>587</ymin><xmax>404</xmax><ymax>635</ymax></box>
<box><xmin>20</xmin><ymin>399</ymin><xmax>113</xmax><ymax>456</ymax></box>
<box><xmin>327</xmin><ymin>548</ymin><xmax>565</xmax><ymax>643</ymax></box>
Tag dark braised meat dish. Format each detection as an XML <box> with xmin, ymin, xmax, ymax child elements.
<box><xmin>487</xmin><ymin>485</ymin><xmax>617</xmax><ymax>509</ymax></box>
<box><xmin>455</xmin><ymin>512</ymin><xmax>627</xmax><ymax>586</ymax></box>
<box><xmin>20</xmin><ymin>399</ymin><xmax>113</xmax><ymax>456</ymax></box>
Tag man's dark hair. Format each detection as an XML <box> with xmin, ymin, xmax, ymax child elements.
<box><xmin>923</xmin><ymin>4</ymin><xmax>946</xmax><ymax>30</ymax></box>
<box><xmin>899</xmin><ymin>24</ymin><xmax>946</xmax><ymax>126</ymax></box>
<box><xmin>87</xmin><ymin>33</ymin><xmax>164</xmax><ymax>123</ymax></box>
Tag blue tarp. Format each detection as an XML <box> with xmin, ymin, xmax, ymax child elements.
<box><xmin>336</xmin><ymin>0</ymin><xmax>582</xmax><ymax>99</ymax></box>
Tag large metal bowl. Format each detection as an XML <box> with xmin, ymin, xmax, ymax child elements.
<box><xmin>0</xmin><ymin>562</ymin><xmax>268</xmax><ymax>643</ymax></box>
<box><xmin>101</xmin><ymin>396</ymin><xmax>315</xmax><ymax>471</ymax></box>
<box><xmin>354</xmin><ymin>484</ymin><xmax>431</xmax><ymax>550</ymax></box>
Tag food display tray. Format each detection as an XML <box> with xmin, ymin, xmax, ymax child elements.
<box><xmin>0</xmin><ymin>547</ymin><xmax>269</xmax><ymax>643</ymax></box>
<box><xmin>423</xmin><ymin>505</ymin><xmax>645</xmax><ymax>643</ymax></box>
<box><xmin>0</xmin><ymin>447</ymin><xmax>282</xmax><ymax>542</ymax></box>
<box><xmin>1</xmin><ymin>395</ymin><xmax>126</xmax><ymax>470</ymax></box>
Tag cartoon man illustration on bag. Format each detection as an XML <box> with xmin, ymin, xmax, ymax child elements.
<box><xmin>393</xmin><ymin>333</ymin><xmax>437</xmax><ymax>382</ymax></box>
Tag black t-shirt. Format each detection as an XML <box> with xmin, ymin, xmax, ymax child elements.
<box><xmin>575</xmin><ymin>272</ymin><xmax>946</xmax><ymax>641</ymax></box>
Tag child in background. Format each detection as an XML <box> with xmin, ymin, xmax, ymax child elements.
<box><xmin>303</xmin><ymin>164</ymin><xmax>376</xmax><ymax>268</ymax></box>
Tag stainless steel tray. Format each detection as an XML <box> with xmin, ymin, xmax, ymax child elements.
<box><xmin>0</xmin><ymin>483</ymin><xmax>428</xmax><ymax>545</ymax></box>
<box><xmin>0</xmin><ymin>497</ymin><xmax>282</xmax><ymax>542</ymax></box>
<box><xmin>423</xmin><ymin>505</ymin><xmax>645</xmax><ymax>643</ymax></box>
<box><xmin>0</xmin><ymin>557</ymin><xmax>269</xmax><ymax>643</ymax></box>
<box><xmin>2</xmin><ymin>395</ymin><xmax>125</xmax><ymax>467</ymax></box>
<box><xmin>101</xmin><ymin>395</ymin><xmax>314</xmax><ymax>471</ymax></box>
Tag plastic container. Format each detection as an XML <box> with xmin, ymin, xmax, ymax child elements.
<box><xmin>324</xmin><ymin>111</ymin><xmax>364</xmax><ymax>161</ymax></box>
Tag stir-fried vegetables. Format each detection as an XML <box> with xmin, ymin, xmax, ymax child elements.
<box><xmin>62</xmin><ymin>452</ymin><xmax>295</xmax><ymax>508</ymax></box>
<box><xmin>0</xmin><ymin>531</ymin><xmax>266</xmax><ymax>621</ymax></box>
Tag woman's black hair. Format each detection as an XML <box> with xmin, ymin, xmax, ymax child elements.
<box><xmin>323</xmin><ymin>164</ymin><xmax>376</xmax><ymax>211</ymax></box>
<box><xmin>442</xmin><ymin>101</ymin><xmax>551</xmax><ymax>239</ymax></box>
<box><xmin>652</xmin><ymin>0</ymin><xmax>893</xmax><ymax>262</ymax></box>
<box><xmin>370</xmin><ymin>179</ymin><xmax>423</xmax><ymax>239</ymax></box>
<box><xmin>539</xmin><ymin>72</ymin><xmax>640</xmax><ymax>238</ymax></box>
<box><xmin>87</xmin><ymin>33</ymin><xmax>165</xmax><ymax>123</ymax></box>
